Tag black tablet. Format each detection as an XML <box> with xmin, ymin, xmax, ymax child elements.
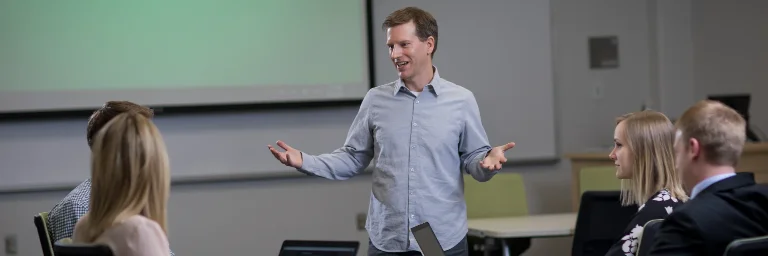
<box><xmin>411</xmin><ymin>222</ymin><xmax>446</xmax><ymax>256</ymax></box>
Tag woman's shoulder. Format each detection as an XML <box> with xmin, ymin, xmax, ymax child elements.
<box><xmin>96</xmin><ymin>215</ymin><xmax>163</xmax><ymax>239</ymax></box>
<box><xmin>74</xmin><ymin>213</ymin><xmax>89</xmax><ymax>228</ymax></box>
<box><xmin>120</xmin><ymin>215</ymin><xmax>164</xmax><ymax>233</ymax></box>
<box><xmin>121</xmin><ymin>215</ymin><xmax>154</xmax><ymax>225</ymax></box>
<box><xmin>650</xmin><ymin>189</ymin><xmax>684</xmax><ymax>204</ymax></box>
<box><xmin>72</xmin><ymin>214</ymin><xmax>90</xmax><ymax>242</ymax></box>
<box><xmin>103</xmin><ymin>215</ymin><xmax>169</xmax><ymax>256</ymax></box>
<box><xmin>638</xmin><ymin>189</ymin><xmax>684</xmax><ymax>214</ymax></box>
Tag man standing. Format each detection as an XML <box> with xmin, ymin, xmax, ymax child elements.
<box><xmin>268</xmin><ymin>6</ymin><xmax>514</xmax><ymax>256</ymax></box>
<box><xmin>647</xmin><ymin>100</ymin><xmax>768</xmax><ymax>256</ymax></box>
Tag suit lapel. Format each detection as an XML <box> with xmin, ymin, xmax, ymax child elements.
<box><xmin>698</xmin><ymin>172</ymin><xmax>756</xmax><ymax>197</ymax></box>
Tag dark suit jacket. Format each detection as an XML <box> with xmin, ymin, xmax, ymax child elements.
<box><xmin>648</xmin><ymin>172</ymin><xmax>768</xmax><ymax>256</ymax></box>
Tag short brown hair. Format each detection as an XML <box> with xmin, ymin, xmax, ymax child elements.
<box><xmin>382</xmin><ymin>6</ymin><xmax>438</xmax><ymax>58</ymax></box>
<box><xmin>676</xmin><ymin>100</ymin><xmax>746</xmax><ymax>166</ymax></box>
<box><xmin>86</xmin><ymin>101</ymin><xmax>154</xmax><ymax>148</ymax></box>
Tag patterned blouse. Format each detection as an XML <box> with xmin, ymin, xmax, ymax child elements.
<box><xmin>605</xmin><ymin>189</ymin><xmax>683</xmax><ymax>256</ymax></box>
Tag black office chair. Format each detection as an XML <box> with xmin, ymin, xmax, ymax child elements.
<box><xmin>33</xmin><ymin>212</ymin><xmax>54</xmax><ymax>256</ymax></box>
<box><xmin>53</xmin><ymin>241</ymin><xmax>114</xmax><ymax>256</ymax></box>
<box><xmin>724</xmin><ymin>235</ymin><xmax>768</xmax><ymax>256</ymax></box>
<box><xmin>636</xmin><ymin>219</ymin><xmax>663</xmax><ymax>256</ymax></box>
<box><xmin>571</xmin><ymin>191</ymin><xmax>638</xmax><ymax>256</ymax></box>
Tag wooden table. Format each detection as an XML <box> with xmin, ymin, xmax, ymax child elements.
<box><xmin>467</xmin><ymin>213</ymin><xmax>578</xmax><ymax>256</ymax></box>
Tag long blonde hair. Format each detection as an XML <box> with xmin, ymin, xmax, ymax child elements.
<box><xmin>616</xmin><ymin>110</ymin><xmax>688</xmax><ymax>206</ymax></box>
<box><xmin>79</xmin><ymin>112</ymin><xmax>170</xmax><ymax>242</ymax></box>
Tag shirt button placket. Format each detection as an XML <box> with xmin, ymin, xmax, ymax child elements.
<box><xmin>408</xmin><ymin>97</ymin><xmax>419</xmax><ymax>248</ymax></box>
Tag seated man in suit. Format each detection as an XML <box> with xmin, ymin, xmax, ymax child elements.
<box><xmin>648</xmin><ymin>100</ymin><xmax>768</xmax><ymax>256</ymax></box>
<box><xmin>47</xmin><ymin>101</ymin><xmax>174</xmax><ymax>255</ymax></box>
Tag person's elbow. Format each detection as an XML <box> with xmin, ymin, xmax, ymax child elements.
<box><xmin>322</xmin><ymin>151</ymin><xmax>372</xmax><ymax>180</ymax></box>
<box><xmin>327</xmin><ymin>165</ymin><xmax>362</xmax><ymax>180</ymax></box>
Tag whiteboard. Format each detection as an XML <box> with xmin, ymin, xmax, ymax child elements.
<box><xmin>0</xmin><ymin>0</ymin><xmax>370</xmax><ymax>113</ymax></box>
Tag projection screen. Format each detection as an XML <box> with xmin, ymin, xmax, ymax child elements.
<box><xmin>0</xmin><ymin>0</ymin><xmax>371</xmax><ymax>114</ymax></box>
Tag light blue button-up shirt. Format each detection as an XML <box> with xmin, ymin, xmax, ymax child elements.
<box><xmin>298</xmin><ymin>67</ymin><xmax>497</xmax><ymax>252</ymax></box>
<box><xmin>690</xmin><ymin>172</ymin><xmax>736</xmax><ymax>199</ymax></box>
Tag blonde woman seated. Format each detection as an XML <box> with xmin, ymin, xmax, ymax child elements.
<box><xmin>72</xmin><ymin>112</ymin><xmax>171</xmax><ymax>256</ymax></box>
<box><xmin>604</xmin><ymin>110</ymin><xmax>688</xmax><ymax>256</ymax></box>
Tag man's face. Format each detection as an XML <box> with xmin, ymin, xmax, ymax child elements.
<box><xmin>386</xmin><ymin>21</ymin><xmax>434</xmax><ymax>82</ymax></box>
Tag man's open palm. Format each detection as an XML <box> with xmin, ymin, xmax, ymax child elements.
<box><xmin>268</xmin><ymin>140</ymin><xmax>303</xmax><ymax>168</ymax></box>
<box><xmin>480</xmin><ymin>142</ymin><xmax>515</xmax><ymax>171</ymax></box>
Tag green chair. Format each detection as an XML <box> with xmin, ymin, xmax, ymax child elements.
<box><xmin>464</xmin><ymin>172</ymin><xmax>528</xmax><ymax>218</ymax></box>
<box><xmin>579</xmin><ymin>166</ymin><xmax>622</xmax><ymax>195</ymax></box>
<box><xmin>56</xmin><ymin>237</ymin><xmax>73</xmax><ymax>245</ymax></box>
<box><xmin>464</xmin><ymin>172</ymin><xmax>530</xmax><ymax>255</ymax></box>
<box><xmin>33</xmin><ymin>211</ymin><xmax>54</xmax><ymax>256</ymax></box>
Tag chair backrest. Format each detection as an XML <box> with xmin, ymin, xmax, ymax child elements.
<box><xmin>464</xmin><ymin>172</ymin><xmax>528</xmax><ymax>218</ymax></box>
<box><xmin>636</xmin><ymin>219</ymin><xmax>663</xmax><ymax>256</ymax></box>
<box><xmin>724</xmin><ymin>235</ymin><xmax>768</xmax><ymax>256</ymax></box>
<box><xmin>33</xmin><ymin>212</ymin><xmax>54</xmax><ymax>256</ymax></box>
<box><xmin>579</xmin><ymin>166</ymin><xmax>622</xmax><ymax>195</ymax></box>
<box><xmin>571</xmin><ymin>191</ymin><xmax>637</xmax><ymax>256</ymax></box>
<box><xmin>54</xmin><ymin>240</ymin><xmax>114</xmax><ymax>256</ymax></box>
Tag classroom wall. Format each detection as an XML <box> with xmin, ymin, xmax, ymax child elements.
<box><xmin>655</xmin><ymin>0</ymin><xmax>767</xmax><ymax>134</ymax></box>
<box><xmin>691</xmin><ymin>0</ymin><xmax>768</xmax><ymax>135</ymax></box>
<box><xmin>1</xmin><ymin>1</ymin><xmax>764</xmax><ymax>256</ymax></box>
<box><xmin>655</xmin><ymin>0</ymin><xmax>696</xmax><ymax>119</ymax></box>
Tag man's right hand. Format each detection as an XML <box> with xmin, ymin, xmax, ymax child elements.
<box><xmin>268</xmin><ymin>140</ymin><xmax>303</xmax><ymax>168</ymax></box>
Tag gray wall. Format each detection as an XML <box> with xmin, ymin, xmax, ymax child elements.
<box><xmin>2</xmin><ymin>0</ymin><xmax>767</xmax><ymax>255</ymax></box>
<box><xmin>692</xmin><ymin>0</ymin><xmax>768</xmax><ymax>133</ymax></box>
<box><xmin>371</xmin><ymin>0</ymin><xmax>559</xmax><ymax>161</ymax></box>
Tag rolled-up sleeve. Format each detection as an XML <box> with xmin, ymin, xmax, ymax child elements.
<box><xmin>459</xmin><ymin>92</ymin><xmax>495</xmax><ymax>182</ymax></box>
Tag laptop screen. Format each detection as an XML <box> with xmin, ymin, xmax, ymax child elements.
<box><xmin>279</xmin><ymin>240</ymin><xmax>358</xmax><ymax>256</ymax></box>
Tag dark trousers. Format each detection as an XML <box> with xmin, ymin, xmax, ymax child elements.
<box><xmin>368</xmin><ymin>236</ymin><xmax>468</xmax><ymax>256</ymax></box>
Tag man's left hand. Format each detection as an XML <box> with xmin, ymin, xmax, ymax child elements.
<box><xmin>480</xmin><ymin>142</ymin><xmax>516</xmax><ymax>171</ymax></box>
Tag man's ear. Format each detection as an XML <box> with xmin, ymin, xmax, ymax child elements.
<box><xmin>426</xmin><ymin>36</ymin><xmax>435</xmax><ymax>55</ymax></box>
<box><xmin>688</xmin><ymin>137</ymin><xmax>701</xmax><ymax>160</ymax></box>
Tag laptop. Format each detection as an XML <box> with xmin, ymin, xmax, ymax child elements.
<box><xmin>278</xmin><ymin>240</ymin><xmax>359</xmax><ymax>256</ymax></box>
<box><xmin>411</xmin><ymin>222</ymin><xmax>446</xmax><ymax>256</ymax></box>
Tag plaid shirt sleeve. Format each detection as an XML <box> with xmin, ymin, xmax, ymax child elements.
<box><xmin>48</xmin><ymin>180</ymin><xmax>91</xmax><ymax>243</ymax></box>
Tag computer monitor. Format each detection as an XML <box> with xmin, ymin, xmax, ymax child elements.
<box><xmin>411</xmin><ymin>222</ymin><xmax>446</xmax><ymax>256</ymax></box>
<box><xmin>278</xmin><ymin>240</ymin><xmax>359</xmax><ymax>256</ymax></box>
<box><xmin>707</xmin><ymin>94</ymin><xmax>760</xmax><ymax>142</ymax></box>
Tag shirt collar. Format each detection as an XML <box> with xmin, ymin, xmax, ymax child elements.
<box><xmin>393</xmin><ymin>66</ymin><xmax>442</xmax><ymax>96</ymax></box>
<box><xmin>690</xmin><ymin>172</ymin><xmax>736</xmax><ymax>199</ymax></box>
